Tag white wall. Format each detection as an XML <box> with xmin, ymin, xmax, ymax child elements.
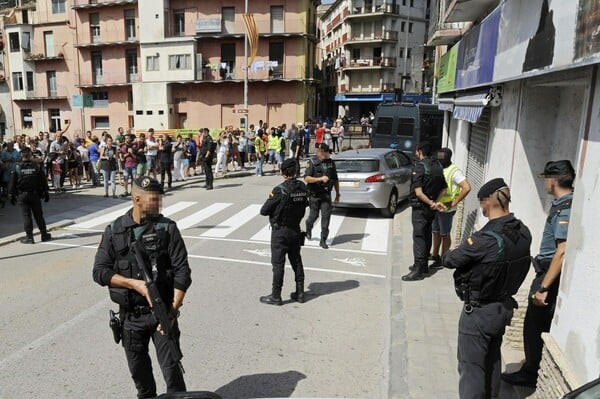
<box><xmin>132</xmin><ymin>82</ymin><xmax>171</xmax><ymax>130</ymax></box>
<box><xmin>140</xmin><ymin>41</ymin><xmax>196</xmax><ymax>83</ymax></box>
<box><xmin>138</xmin><ymin>0</ymin><xmax>167</xmax><ymax>43</ymax></box>
<box><xmin>551</xmin><ymin>69</ymin><xmax>600</xmax><ymax>385</ymax></box>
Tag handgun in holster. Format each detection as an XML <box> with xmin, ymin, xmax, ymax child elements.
<box><xmin>109</xmin><ymin>310</ymin><xmax>122</xmax><ymax>344</ymax></box>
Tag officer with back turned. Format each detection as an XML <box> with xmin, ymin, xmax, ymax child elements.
<box><xmin>304</xmin><ymin>143</ymin><xmax>340</xmax><ymax>249</ymax></box>
<box><xmin>92</xmin><ymin>176</ymin><xmax>192</xmax><ymax>398</ymax></box>
<box><xmin>259</xmin><ymin>158</ymin><xmax>309</xmax><ymax>305</ymax></box>
<box><xmin>443</xmin><ymin>178</ymin><xmax>532</xmax><ymax>399</ymax></box>
<box><xmin>200</xmin><ymin>128</ymin><xmax>215</xmax><ymax>190</ymax></box>
<box><xmin>402</xmin><ymin>141</ymin><xmax>446</xmax><ymax>281</ymax></box>
<box><xmin>8</xmin><ymin>147</ymin><xmax>52</xmax><ymax>244</ymax></box>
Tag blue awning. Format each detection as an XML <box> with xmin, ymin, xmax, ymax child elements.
<box><xmin>335</xmin><ymin>93</ymin><xmax>396</xmax><ymax>102</ymax></box>
<box><xmin>452</xmin><ymin>92</ymin><xmax>489</xmax><ymax>123</ymax></box>
<box><xmin>437</xmin><ymin>96</ymin><xmax>454</xmax><ymax>112</ymax></box>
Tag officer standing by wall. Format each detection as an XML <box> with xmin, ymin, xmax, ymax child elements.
<box><xmin>402</xmin><ymin>142</ymin><xmax>446</xmax><ymax>281</ymax></box>
<box><xmin>200</xmin><ymin>128</ymin><xmax>215</xmax><ymax>190</ymax></box>
<box><xmin>259</xmin><ymin>159</ymin><xmax>309</xmax><ymax>305</ymax></box>
<box><xmin>443</xmin><ymin>178</ymin><xmax>532</xmax><ymax>399</ymax></box>
<box><xmin>92</xmin><ymin>176</ymin><xmax>192</xmax><ymax>398</ymax></box>
<box><xmin>8</xmin><ymin>147</ymin><xmax>51</xmax><ymax>244</ymax></box>
<box><xmin>502</xmin><ymin>160</ymin><xmax>574</xmax><ymax>389</ymax></box>
<box><xmin>304</xmin><ymin>143</ymin><xmax>340</xmax><ymax>249</ymax></box>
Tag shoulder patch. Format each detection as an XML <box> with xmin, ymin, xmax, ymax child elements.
<box><xmin>558</xmin><ymin>220</ymin><xmax>569</xmax><ymax>225</ymax></box>
<box><xmin>269</xmin><ymin>191</ymin><xmax>275</xmax><ymax>198</ymax></box>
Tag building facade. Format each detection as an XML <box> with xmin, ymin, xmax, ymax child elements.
<box><xmin>319</xmin><ymin>0</ymin><xmax>429</xmax><ymax>120</ymax></box>
<box><xmin>428</xmin><ymin>0</ymin><xmax>600</xmax><ymax>396</ymax></box>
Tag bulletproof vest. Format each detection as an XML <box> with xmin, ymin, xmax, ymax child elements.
<box><xmin>16</xmin><ymin>162</ymin><xmax>41</xmax><ymax>192</ymax></box>
<box><xmin>109</xmin><ymin>216</ymin><xmax>174</xmax><ymax>307</ymax></box>
<box><xmin>410</xmin><ymin>158</ymin><xmax>446</xmax><ymax>203</ymax></box>
<box><xmin>307</xmin><ymin>158</ymin><xmax>333</xmax><ymax>195</ymax></box>
<box><xmin>273</xmin><ymin>180</ymin><xmax>308</xmax><ymax>230</ymax></box>
<box><xmin>454</xmin><ymin>218</ymin><xmax>531</xmax><ymax>304</ymax></box>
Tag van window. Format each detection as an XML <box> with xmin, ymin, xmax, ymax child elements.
<box><xmin>397</xmin><ymin>118</ymin><xmax>415</xmax><ymax>137</ymax></box>
<box><xmin>421</xmin><ymin>115</ymin><xmax>443</xmax><ymax>140</ymax></box>
<box><xmin>375</xmin><ymin>117</ymin><xmax>393</xmax><ymax>135</ymax></box>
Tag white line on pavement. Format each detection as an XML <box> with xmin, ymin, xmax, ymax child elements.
<box><xmin>305</xmin><ymin>212</ymin><xmax>346</xmax><ymax>247</ymax></box>
<box><xmin>362</xmin><ymin>218</ymin><xmax>391</xmax><ymax>253</ymax></box>
<box><xmin>70</xmin><ymin>204</ymin><xmax>131</xmax><ymax>229</ymax></box>
<box><xmin>250</xmin><ymin>223</ymin><xmax>272</xmax><ymax>242</ymax></box>
<box><xmin>176</xmin><ymin>202</ymin><xmax>232</xmax><ymax>231</ymax></box>
<box><xmin>200</xmin><ymin>204</ymin><xmax>262</xmax><ymax>238</ymax></box>
<box><xmin>0</xmin><ymin>298</ymin><xmax>110</xmax><ymax>370</ymax></box>
<box><xmin>161</xmin><ymin>201</ymin><xmax>197</xmax><ymax>217</ymax></box>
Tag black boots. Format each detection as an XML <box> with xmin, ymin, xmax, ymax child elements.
<box><xmin>260</xmin><ymin>287</ymin><xmax>282</xmax><ymax>306</ymax></box>
<box><xmin>319</xmin><ymin>239</ymin><xmax>329</xmax><ymax>249</ymax></box>
<box><xmin>290</xmin><ymin>282</ymin><xmax>305</xmax><ymax>303</ymax></box>
<box><xmin>41</xmin><ymin>232</ymin><xmax>52</xmax><ymax>242</ymax></box>
<box><xmin>402</xmin><ymin>263</ymin><xmax>429</xmax><ymax>281</ymax></box>
<box><xmin>20</xmin><ymin>236</ymin><xmax>34</xmax><ymax>244</ymax></box>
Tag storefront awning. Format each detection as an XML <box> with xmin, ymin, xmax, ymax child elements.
<box><xmin>452</xmin><ymin>92</ymin><xmax>490</xmax><ymax>123</ymax></box>
<box><xmin>437</xmin><ymin>96</ymin><xmax>454</xmax><ymax>112</ymax></box>
<box><xmin>334</xmin><ymin>93</ymin><xmax>396</xmax><ymax>102</ymax></box>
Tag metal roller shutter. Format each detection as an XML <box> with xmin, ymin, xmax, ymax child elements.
<box><xmin>456</xmin><ymin>108</ymin><xmax>490</xmax><ymax>242</ymax></box>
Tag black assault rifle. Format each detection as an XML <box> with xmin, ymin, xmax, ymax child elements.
<box><xmin>131</xmin><ymin>239</ymin><xmax>185</xmax><ymax>373</ymax></box>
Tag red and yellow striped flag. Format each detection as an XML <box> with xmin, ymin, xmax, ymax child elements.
<box><xmin>243</xmin><ymin>13</ymin><xmax>259</xmax><ymax>67</ymax></box>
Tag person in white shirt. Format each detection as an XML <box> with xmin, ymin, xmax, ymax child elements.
<box><xmin>145</xmin><ymin>128</ymin><xmax>159</xmax><ymax>178</ymax></box>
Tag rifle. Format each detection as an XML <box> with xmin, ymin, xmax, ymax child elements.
<box><xmin>131</xmin><ymin>239</ymin><xmax>185</xmax><ymax>373</ymax></box>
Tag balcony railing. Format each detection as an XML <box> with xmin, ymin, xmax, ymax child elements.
<box><xmin>72</xmin><ymin>0</ymin><xmax>138</xmax><ymax>9</ymax></box>
<box><xmin>345</xmin><ymin>57</ymin><xmax>396</xmax><ymax>68</ymax></box>
<box><xmin>24</xmin><ymin>47</ymin><xmax>65</xmax><ymax>62</ymax></box>
<box><xmin>349</xmin><ymin>30</ymin><xmax>398</xmax><ymax>42</ymax></box>
<box><xmin>348</xmin><ymin>3</ymin><xmax>400</xmax><ymax>16</ymax></box>
<box><xmin>77</xmin><ymin>71</ymin><xmax>141</xmax><ymax>87</ymax></box>
<box><xmin>192</xmin><ymin>17</ymin><xmax>313</xmax><ymax>39</ymax></box>
<box><xmin>344</xmin><ymin>83</ymin><xmax>396</xmax><ymax>93</ymax></box>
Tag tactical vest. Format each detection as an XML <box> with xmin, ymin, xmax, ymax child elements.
<box><xmin>273</xmin><ymin>181</ymin><xmax>308</xmax><ymax>230</ymax></box>
<box><xmin>438</xmin><ymin>164</ymin><xmax>461</xmax><ymax>206</ymax></box>
<box><xmin>454</xmin><ymin>219</ymin><xmax>531</xmax><ymax>305</ymax></box>
<box><xmin>109</xmin><ymin>216</ymin><xmax>174</xmax><ymax>308</ymax></box>
<box><xmin>16</xmin><ymin>162</ymin><xmax>41</xmax><ymax>192</ymax></box>
<box><xmin>307</xmin><ymin>158</ymin><xmax>333</xmax><ymax>195</ymax></box>
<box><xmin>410</xmin><ymin>158</ymin><xmax>446</xmax><ymax>205</ymax></box>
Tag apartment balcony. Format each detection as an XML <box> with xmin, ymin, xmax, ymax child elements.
<box><xmin>77</xmin><ymin>72</ymin><xmax>141</xmax><ymax>88</ymax></box>
<box><xmin>12</xmin><ymin>90</ymin><xmax>68</xmax><ymax>101</ymax></box>
<box><xmin>340</xmin><ymin>82</ymin><xmax>396</xmax><ymax>94</ymax></box>
<box><xmin>193</xmin><ymin>18</ymin><xmax>315</xmax><ymax>40</ymax></box>
<box><xmin>343</xmin><ymin>57</ymin><xmax>396</xmax><ymax>69</ymax></box>
<box><xmin>346</xmin><ymin>3</ymin><xmax>400</xmax><ymax>19</ymax></box>
<box><xmin>442</xmin><ymin>0</ymin><xmax>501</xmax><ymax>23</ymax></box>
<box><xmin>23</xmin><ymin>46</ymin><xmax>65</xmax><ymax>62</ymax></box>
<box><xmin>72</xmin><ymin>0</ymin><xmax>138</xmax><ymax>10</ymax></box>
<box><xmin>346</xmin><ymin>30</ymin><xmax>398</xmax><ymax>44</ymax></box>
<box><xmin>74</xmin><ymin>38</ymin><xmax>139</xmax><ymax>48</ymax></box>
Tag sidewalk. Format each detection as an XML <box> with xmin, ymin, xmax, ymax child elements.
<box><xmin>0</xmin><ymin>168</ymin><xmax>253</xmax><ymax>246</ymax></box>
<box><xmin>389</xmin><ymin>206</ymin><xmax>525</xmax><ymax>399</ymax></box>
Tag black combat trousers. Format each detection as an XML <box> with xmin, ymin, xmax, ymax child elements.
<box><xmin>412</xmin><ymin>205</ymin><xmax>436</xmax><ymax>266</ymax></box>
<box><xmin>306</xmin><ymin>193</ymin><xmax>332</xmax><ymax>241</ymax></box>
<box><xmin>18</xmin><ymin>191</ymin><xmax>47</xmax><ymax>237</ymax></box>
<box><xmin>458</xmin><ymin>302</ymin><xmax>514</xmax><ymax>399</ymax></box>
<box><xmin>160</xmin><ymin>162</ymin><xmax>173</xmax><ymax>189</ymax></box>
<box><xmin>203</xmin><ymin>157</ymin><xmax>214</xmax><ymax>188</ymax></box>
<box><xmin>122</xmin><ymin>312</ymin><xmax>186</xmax><ymax>398</ymax></box>
<box><xmin>270</xmin><ymin>226</ymin><xmax>304</xmax><ymax>291</ymax></box>
<box><xmin>521</xmin><ymin>273</ymin><xmax>560</xmax><ymax>376</ymax></box>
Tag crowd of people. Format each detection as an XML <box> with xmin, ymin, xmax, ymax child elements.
<box><xmin>0</xmin><ymin>117</ymin><xmax>360</xmax><ymax>204</ymax></box>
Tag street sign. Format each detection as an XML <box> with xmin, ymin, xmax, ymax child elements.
<box><xmin>232</xmin><ymin>108</ymin><xmax>249</xmax><ymax>114</ymax></box>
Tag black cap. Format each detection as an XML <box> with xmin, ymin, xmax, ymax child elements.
<box><xmin>540</xmin><ymin>160</ymin><xmax>575</xmax><ymax>177</ymax></box>
<box><xmin>133</xmin><ymin>176</ymin><xmax>164</xmax><ymax>194</ymax></box>
<box><xmin>317</xmin><ymin>143</ymin><xmax>331</xmax><ymax>152</ymax></box>
<box><xmin>20</xmin><ymin>146</ymin><xmax>32</xmax><ymax>155</ymax></box>
<box><xmin>281</xmin><ymin>158</ymin><xmax>297</xmax><ymax>176</ymax></box>
<box><xmin>477</xmin><ymin>178</ymin><xmax>509</xmax><ymax>200</ymax></box>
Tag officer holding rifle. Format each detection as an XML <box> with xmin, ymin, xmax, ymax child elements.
<box><xmin>93</xmin><ymin>176</ymin><xmax>192</xmax><ymax>398</ymax></box>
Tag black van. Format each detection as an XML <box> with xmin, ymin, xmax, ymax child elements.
<box><xmin>370</xmin><ymin>103</ymin><xmax>444</xmax><ymax>154</ymax></box>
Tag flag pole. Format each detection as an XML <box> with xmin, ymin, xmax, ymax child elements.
<box><xmin>244</xmin><ymin>0</ymin><xmax>249</xmax><ymax>133</ymax></box>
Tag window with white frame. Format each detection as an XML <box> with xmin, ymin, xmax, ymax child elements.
<box><xmin>146</xmin><ymin>55</ymin><xmax>160</xmax><ymax>71</ymax></box>
<box><xmin>52</xmin><ymin>0</ymin><xmax>66</xmax><ymax>14</ymax></box>
<box><xmin>12</xmin><ymin>72</ymin><xmax>23</xmax><ymax>91</ymax></box>
<box><xmin>168</xmin><ymin>54</ymin><xmax>191</xmax><ymax>70</ymax></box>
<box><xmin>94</xmin><ymin>116</ymin><xmax>110</xmax><ymax>129</ymax></box>
<box><xmin>90</xmin><ymin>13</ymin><xmax>101</xmax><ymax>42</ymax></box>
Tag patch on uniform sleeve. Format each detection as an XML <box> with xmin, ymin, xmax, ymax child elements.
<box><xmin>558</xmin><ymin>220</ymin><xmax>569</xmax><ymax>225</ymax></box>
<box><xmin>269</xmin><ymin>191</ymin><xmax>275</xmax><ymax>198</ymax></box>
<box><xmin>467</xmin><ymin>237</ymin><xmax>474</xmax><ymax>245</ymax></box>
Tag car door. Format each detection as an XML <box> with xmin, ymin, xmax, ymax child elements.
<box><xmin>383</xmin><ymin>151</ymin><xmax>402</xmax><ymax>188</ymax></box>
<box><xmin>391</xmin><ymin>150</ymin><xmax>413</xmax><ymax>198</ymax></box>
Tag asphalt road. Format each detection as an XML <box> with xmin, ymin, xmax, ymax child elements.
<box><xmin>0</xmin><ymin>174</ymin><xmax>393</xmax><ymax>398</ymax></box>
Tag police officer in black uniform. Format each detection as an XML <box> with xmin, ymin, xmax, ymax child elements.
<box><xmin>304</xmin><ymin>143</ymin><xmax>340</xmax><ymax>249</ymax></box>
<box><xmin>259</xmin><ymin>158</ymin><xmax>309</xmax><ymax>305</ymax></box>
<box><xmin>443</xmin><ymin>178</ymin><xmax>532</xmax><ymax>399</ymax></box>
<box><xmin>402</xmin><ymin>141</ymin><xmax>446</xmax><ymax>281</ymax></box>
<box><xmin>200</xmin><ymin>128</ymin><xmax>215</xmax><ymax>190</ymax></box>
<box><xmin>8</xmin><ymin>147</ymin><xmax>51</xmax><ymax>244</ymax></box>
<box><xmin>92</xmin><ymin>176</ymin><xmax>192</xmax><ymax>398</ymax></box>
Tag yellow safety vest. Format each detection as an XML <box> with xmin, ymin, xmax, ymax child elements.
<box><xmin>439</xmin><ymin>163</ymin><xmax>461</xmax><ymax>207</ymax></box>
<box><xmin>268</xmin><ymin>135</ymin><xmax>279</xmax><ymax>151</ymax></box>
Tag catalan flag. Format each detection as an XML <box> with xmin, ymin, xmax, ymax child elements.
<box><xmin>243</xmin><ymin>13</ymin><xmax>259</xmax><ymax>67</ymax></box>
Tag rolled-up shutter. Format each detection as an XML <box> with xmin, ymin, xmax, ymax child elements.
<box><xmin>456</xmin><ymin>107</ymin><xmax>490</xmax><ymax>242</ymax></box>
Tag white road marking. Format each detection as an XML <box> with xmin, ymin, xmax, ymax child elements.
<box><xmin>200</xmin><ymin>204</ymin><xmax>262</xmax><ymax>238</ymax></box>
<box><xmin>306</xmin><ymin>212</ymin><xmax>346</xmax><ymax>247</ymax></box>
<box><xmin>177</xmin><ymin>202</ymin><xmax>232</xmax><ymax>231</ymax></box>
<box><xmin>160</xmin><ymin>201</ymin><xmax>197</xmax><ymax>217</ymax></box>
<box><xmin>243</xmin><ymin>248</ymin><xmax>271</xmax><ymax>257</ymax></box>
<box><xmin>187</xmin><ymin>254</ymin><xmax>386</xmax><ymax>279</ymax></box>
<box><xmin>250</xmin><ymin>223</ymin><xmax>272</xmax><ymax>242</ymax></box>
<box><xmin>0</xmin><ymin>298</ymin><xmax>110</xmax><ymax>370</ymax></box>
<box><xmin>362</xmin><ymin>218</ymin><xmax>391</xmax><ymax>253</ymax></box>
<box><xmin>70</xmin><ymin>204</ymin><xmax>131</xmax><ymax>229</ymax></box>
<box><xmin>333</xmin><ymin>257</ymin><xmax>367</xmax><ymax>267</ymax></box>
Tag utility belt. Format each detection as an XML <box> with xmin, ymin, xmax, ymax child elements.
<box><xmin>121</xmin><ymin>305</ymin><xmax>153</xmax><ymax>316</ymax></box>
<box><xmin>308</xmin><ymin>189</ymin><xmax>331</xmax><ymax>199</ymax></box>
<box><xmin>463</xmin><ymin>297</ymin><xmax>518</xmax><ymax>314</ymax></box>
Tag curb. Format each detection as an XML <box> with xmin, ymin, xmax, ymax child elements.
<box><xmin>0</xmin><ymin>169</ymin><xmax>255</xmax><ymax>247</ymax></box>
<box><xmin>389</xmin><ymin>207</ymin><xmax>410</xmax><ymax>399</ymax></box>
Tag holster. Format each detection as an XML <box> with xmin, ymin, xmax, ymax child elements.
<box><xmin>300</xmin><ymin>231</ymin><xmax>306</xmax><ymax>247</ymax></box>
<box><xmin>109</xmin><ymin>310</ymin><xmax>122</xmax><ymax>344</ymax></box>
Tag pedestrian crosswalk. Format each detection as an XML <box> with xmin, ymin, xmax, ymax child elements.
<box><xmin>66</xmin><ymin>200</ymin><xmax>392</xmax><ymax>253</ymax></box>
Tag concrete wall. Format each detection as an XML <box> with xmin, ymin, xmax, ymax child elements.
<box><xmin>81</xmin><ymin>86</ymin><xmax>131</xmax><ymax>133</ymax></box>
<box><xmin>75</xmin><ymin>5</ymin><xmax>138</xmax><ymax>44</ymax></box>
<box><xmin>141</xmin><ymin>40</ymin><xmax>196</xmax><ymax>82</ymax></box>
<box><xmin>550</xmin><ymin>67</ymin><xmax>600</xmax><ymax>385</ymax></box>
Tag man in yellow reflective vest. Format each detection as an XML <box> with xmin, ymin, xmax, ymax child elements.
<box><xmin>430</xmin><ymin>148</ymin><xmax>471</xmax><ymax>268</ymax></box>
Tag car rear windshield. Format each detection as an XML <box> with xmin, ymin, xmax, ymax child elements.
<box><xmin>334</xmin><ymin>159</ymin><xmax>380</xmax><ymax>173</ymax></box>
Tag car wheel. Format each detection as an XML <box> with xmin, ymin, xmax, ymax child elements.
<box><xmin>381</xmin><ymin>190</ymin><xmax>398</xmax><ymax>218</ymax></box>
